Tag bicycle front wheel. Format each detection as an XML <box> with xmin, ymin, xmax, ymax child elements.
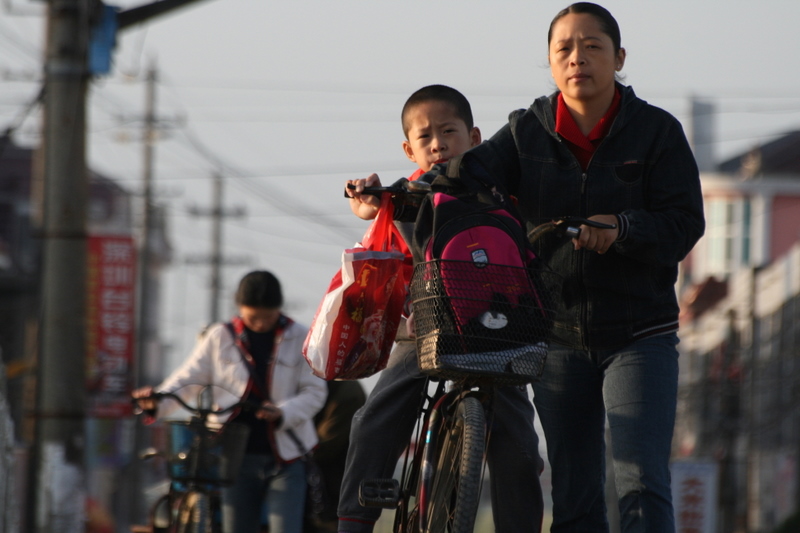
<box><xmin>175</xmin><ymin>490</ymin><xmax>215</xmax><ymax>533</ymax></box>
<box><xmin>422</xmin><ymin>395</ymin><xmax>486</xmax><ymax>533</ymax></box>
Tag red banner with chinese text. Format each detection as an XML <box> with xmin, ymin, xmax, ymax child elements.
<box><xmin>86</xmin><ymin>236</ymin><xmax>137</xmax><ymax>418</ymax></box>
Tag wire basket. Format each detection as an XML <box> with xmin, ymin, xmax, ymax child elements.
<box><xmin>165</xmin><ymin>420</ymin><xmax>250</xmax><ymax>486</ymax></box>
<box><xmin>410</xmin><ymin>260</ymin><xmax>557</xmax><ymax>385</ymax></box>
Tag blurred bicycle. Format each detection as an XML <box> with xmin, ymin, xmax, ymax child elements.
<box><xmin>132</xmin><ymin>386</ymin><xmax>255</xmax><ymax>533</ymax></box>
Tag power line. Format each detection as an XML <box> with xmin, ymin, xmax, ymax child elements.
<box><xmin>101</xmin><ymin>73</ymin><xmax>800</xmax><ymax>101</ymax></box>
<box><xmin>0</xmin><ymin>17</ymin><xmax>42</xmax><ymax>62</ymax></box>
<box><xmin>0</xmin><ymin>82</ymin><xmax>44</xmax><ymax>154</ymax></box>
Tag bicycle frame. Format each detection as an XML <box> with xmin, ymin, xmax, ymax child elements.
<box><xmin>388</xmin><ymin>379</ymin><xmax>492</xmax><ymax>533</ymax></box>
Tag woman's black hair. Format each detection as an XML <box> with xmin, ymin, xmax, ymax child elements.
<box><xmin>235</xmin><ymin>270</ymin><xmax>283</xmax><ymax>308</ymax></box>
<box><xmin>548</xmin><ymin>2</ymin><xmax>622</xmax><ymax>53</ymax></box>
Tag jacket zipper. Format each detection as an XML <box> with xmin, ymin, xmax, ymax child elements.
<box><xmin>551</xmin><ymin>124</ymin><xmax>592</xmax><ymax>349</ymax></box>
<box><xmin>578</xmin><ymin>171</ymin><xmax>589</xmax><ymax>350</ymax></box>
<box><xmin>538</xmin><ymin>90</ymin><xmax>630</xmax><ymax>350</ymax></box>
<box><xmin>265</xmin><ymin>328</ymin><xmax>284</xmax><ymax>463</ymax></box>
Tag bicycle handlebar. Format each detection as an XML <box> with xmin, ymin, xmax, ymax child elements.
<box><xmin>345</xmin><ymin>182</ymin><xmax>616</xmax><ymax>244</ymax></box>
<box><xmin>527</xmin><ymin>216</ymin><xmax>616</xmax><ymax>244</ymax></box>
<box><xmin>344</xmin><ymin>180</ymin><xmax>431</xmax><ymax>199</ymax></box>
<box><xmin>131</xmin><ymin>390</ymin><xmax>257</xmax><ymax>418</ymax></box>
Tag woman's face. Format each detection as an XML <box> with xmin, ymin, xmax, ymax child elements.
<box><xmin>548</xmin><ymin>12</ymin><xmax>625</xmax><ymax>108</ymax></box>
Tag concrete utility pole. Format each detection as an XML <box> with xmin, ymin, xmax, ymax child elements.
<box><xmin>28</xmin><ymin>1</ymin><xmax>217</xmax><ymax>530</ymax></box>
<box><xmin>187</xmin><ymin>173</ymin><xmax>247</xmax><ymax>323</ymax></box>
<box><xmin>31</xmin><ymin>1</ymin><xmax>90</xmax><ymax>531</ymax></box>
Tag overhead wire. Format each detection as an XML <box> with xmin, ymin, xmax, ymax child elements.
<box><xmin>0</xmin><ymin>82</ymin><xmax>44</xmax><ymax>155</ymax></box>
<box><xmin>0</xmin><ymin>16</ymin><xmax>42</xmax><ymax>62</ymax></box>
<box><xmin>174</xmin><ymin>125</ymin><xmax>359</xmax><ymax>243</ymax></box>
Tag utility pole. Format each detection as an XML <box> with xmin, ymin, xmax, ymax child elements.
<box><xmin>30</xmin><ymin>1</ymin><xmax>90</xmax><ymax>531</ymax></box>
<box><xmin>27</xmin><ymin>1</ymin><xmax>217</xmax><ymax>529</ymax></box>
<box><xmin>136</xmin><ymin>63</ymin><xmax>157</xmax><ymax>389</ymax></box>
<box><xmin>209</xmin><ymin>172</ymin><xmax>224</xmax><ymax>322</ymax></box>
<box><xmin>187</xmin><ymin>173</ymin><xmax>247</xmax><ymax>323</ymax></box>
<box><xmin>125</xmin><ymin>62</ymin><xmax>158</xmax><ymax>526</ymax></box>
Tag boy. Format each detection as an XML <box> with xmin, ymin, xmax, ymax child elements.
<box><xmin>340</xmin><ymin>85</ymin><xmax>544</xmax><ymax>533</ymax></box>
<box><xmin>133</xmin><ymin>271</ymin><xmax>326</xmax><ymax>533</ymax></box>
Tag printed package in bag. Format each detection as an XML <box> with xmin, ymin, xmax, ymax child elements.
<box><xmin>303</xmin><ymin>194</ymin><xmax>409</xmax><ymax>380</ymax></box>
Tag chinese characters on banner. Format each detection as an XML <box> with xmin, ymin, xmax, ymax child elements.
<box><xmin>86</xmin><ymin>236</ymin><xmax>136</xmax><ymax>417</ymax></box>
<box><xmin>671</xmin><ymin>460</ymin><xmax>719</xmax><ymax>533</ymax></box>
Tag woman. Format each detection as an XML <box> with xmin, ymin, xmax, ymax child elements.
<box><xmin>133</xmin><ymin>271</ymin><xmax>327</xmax><ymax>533</ymax></box>
<box><xmin>443</xmin><ymin>3</ymin><xmax>705</xmax><ymax>531</ymax></box>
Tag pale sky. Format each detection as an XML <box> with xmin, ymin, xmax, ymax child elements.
<box><xmin>2</xmin><ymin>0</ymin><xmax>800</xmax><ymax>380</ymax></box>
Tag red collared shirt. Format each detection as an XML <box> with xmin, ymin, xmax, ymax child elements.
<box><xmin>555</xmin><ymin>88</ymin><xmax>621</xmax><ymax>170</ymax></box>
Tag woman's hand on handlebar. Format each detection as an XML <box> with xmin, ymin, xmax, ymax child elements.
<box><xmin>346</xmin><ymin>174</ymin><xmax>382</xmax><ymax>220</ymax></box>
<box><xmin>573</xmin><ymin>214</ymin><xmax>619</xmax><ymax>254</ymax></box>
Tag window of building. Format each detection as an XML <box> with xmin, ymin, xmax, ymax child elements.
<box><xmin>706</xmin><ymin>197</ymin><xmax>752</xmax><ymax>276</ymax></box>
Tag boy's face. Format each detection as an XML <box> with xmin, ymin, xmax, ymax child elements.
<box><xmin>239</xmin><ymin>305</ymin><xmax>281</xmax><ymax>333</ymax></box>
<box><xmin>402</xmin><ymin>100</ymin><xmax>481</xmax><ymax>172</ymax></box>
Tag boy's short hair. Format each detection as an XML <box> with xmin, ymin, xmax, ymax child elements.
<box><xmin>401</xmin><ymin>84</ymin><xmax>474</xmax><ymax>138</ymax></box>
<box><xmin>235</xmin><ymin>270</ymin><xmax>283</xmax><ymax>308</ymax></box>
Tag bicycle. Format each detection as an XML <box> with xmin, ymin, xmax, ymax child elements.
<box><xmin>132</xmin><ymin>387</ymin><xmax>254</xmax><ymax>533</ymax></box>
<box><xmin>349</xmin><ymin>180</ymin><xmax>614</xmax><ymax>532</ymax></box>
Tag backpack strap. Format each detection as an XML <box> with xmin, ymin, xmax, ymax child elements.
<box><xmin>442</xmin><ymin>153</ymin><xmax>528</xmax><ymax>226</ymax></box>
<box><xmin>427</xmin><ymin>154</ymin><xmax>494</xmax><ymax>205</ymax></box>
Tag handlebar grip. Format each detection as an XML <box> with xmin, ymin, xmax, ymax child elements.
<box><xmin>344</xmin><ymin>184</ymin><xmax>403</xmax><ymax>198</ymax></box>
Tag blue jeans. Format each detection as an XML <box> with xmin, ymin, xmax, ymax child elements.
<box><xmin>532</xmin><ymin>334</ymin><xmax>679</xmax><ymax>533</ymax></box>
<box><xmin>338</xmin><ymin>339</ymin><xmax>544</xmax><ymax>532</ymax></box>
<box><xmin>222</xmin><ymin>453</ymin><xmax>306</xmax><ymax>533</ymax></box>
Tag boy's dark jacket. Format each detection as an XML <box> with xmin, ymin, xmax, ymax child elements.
<box><xmin>418</xmin><ymin>83</ymin><xmax>705</xmax><ymax>350</ymax></box>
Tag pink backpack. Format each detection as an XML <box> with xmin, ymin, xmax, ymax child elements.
<box><xmin>409</xmin><ymin>175</ymin><xmax>553</xmax><ymax>383</ymax></box>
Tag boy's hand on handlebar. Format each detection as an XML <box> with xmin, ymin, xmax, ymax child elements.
<box><xmin>256</xmin><ymin>401</ymin><xmax>283</xmax><ymax>423</ymax></box>
<box><xmin>346</xmin><ymin>174</ymin><xmax>382</xmax><ymax>220</ymax></box>
<box><xmin>573</xmin><ymin>214</ymin><xmax>619</xmax><ymax>254</ymax></box>
<box><xmin>131</xmin><ymin>386</ymin><xmax>158</xmax><ymax>413</ymax></box>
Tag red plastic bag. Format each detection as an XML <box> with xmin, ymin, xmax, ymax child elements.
<box><xmin>303</xmin><ymin>194</ymin><xmax>409</xmax><ymax>380</ymax></box>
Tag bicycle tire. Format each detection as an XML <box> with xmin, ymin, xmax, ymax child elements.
<box><xmin>148</xmin><ymin>493</ymin><xmax>171</xmax><ymax>533</ymax></box>
<box><xmin>421</xmin><ymin>395</ymin><xmax>486</xmax><ymax>533</ymax></box>
<box><xmin>175</xmin><ymin>490</ymin><xmax>214</xmax><ymax>533</ymax></box>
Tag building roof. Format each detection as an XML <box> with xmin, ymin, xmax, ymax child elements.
<box><xmin>679</xmin><ymin>276</ymin><xmax>728</xmax><ymax>323</ymax></box>
<box><xmin>717</xmin><ymin>131</ymin><xmax>800</xmax><ymax>176</ymax></box>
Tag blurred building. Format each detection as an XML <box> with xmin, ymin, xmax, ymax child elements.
<box><xmin>676</xmin><ymin>131</ymin><xmax>800</xmax><ymax>532</ymax></box>
<box><xmin>0</xmin><ymin>135</ymin><xmax>172</xmax><ymax>531</ymax></box>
